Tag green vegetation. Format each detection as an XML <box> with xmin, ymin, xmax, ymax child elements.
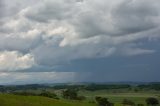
<box><xmin>145</xmin><ymin>97</ymin><xmax>159</xmax><ymax>106</ymax></box>
<box><xmin>0</xmin><ymin>83</ymin><xmax>160</xmax><ymax>106</ymax></box>
<box><xmin>0</xmin><ymin>92</ymin><xmax>159</xmax><ymax>106</ymax></box>
<box><xmin>0</xmin><ymin>94</ymin><xmax>95</xmax><ymax>106</ymax></box>
<box><xmin>62</xmin><ymin>89</ymin><xmax>78</xmax><ymax>99</ymax></box>
<box><xmin>95</xmin><ymin>96</ymin><xmax>113</xmax><ymax>106</ymax></box>
<box><xmin>62</xmin><ymin>89</ymin><xmax>86</xmax><ymax>100</ymax></box>
<box><xmin>122</xmin><ymin>99</ymin><xmax>135</xmax><ymax>106</ymax></box>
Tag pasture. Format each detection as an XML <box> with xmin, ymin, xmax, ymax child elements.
<box><xmin>0</xmin><ymin>90</ymin><xmax>159</xmax><ymax>106</ymax></box>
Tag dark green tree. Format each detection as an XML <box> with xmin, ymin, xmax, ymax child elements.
<box><xmin>95</xmin><ymin>96</ymin><xmax>113</xmax><ymax>106</ymax></box>
<box><xmin>145</xmin><ymin>97</ymin><xmax>159</xmax><ymax>106</ymax></box>
<box><xmin>62</xmin><ymin>89</ymin><xmax>78</xmax><ymax>100</ymax></box>
<box><xmin>76</xmin><ymin>96</ymin><xmax>86</xmax><ymax>101</ymax></box>
<box><xmin>39</xmin><ymin>91</ymin><xmax>59</xmax><ymax>99</ymax></box>
<box><xmin>122</xmin><ymin>99</ymin><xmax>135</xmax><ymax>106</ymax></box>
<box><xmin>137</xmin><ymin>104</ymin><xmax>144</xmax><ymax>106</ymax></box>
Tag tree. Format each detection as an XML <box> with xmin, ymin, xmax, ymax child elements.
<box><xmin>95</xmin><ymin>96</ymin><xmax>113</xmax><ymax>106</ymax></box>
<box><xmin>122</xmin><ymin>99</ymin><xmax>135</xmax><ymax>106</ymax></box>
<box><xmin>62</xmin><ymin>89</ymin><xmax>86</xmax><ymax>101</ymax></box>
<box><xmin>39</xmin><ymin>91</ymin><xmax>59</xmax><ymax>99</ymax></box>
<box><xmin>145</xmin><ymin>97</ymin><xmax>159</xmax><ymax>106</ymax></box>
<box><xmin>62</xmin><ymin>89</ymin><xmax>78</xmax><ymax>100</ymax></box>
<box><xmin>137</xmin><ymin>104</ymin><xmax>144</xmax><ymax>106</ymax></box>
<box><xmin>76</xmin><ymin>96</ymin><xmax>86</xmax><ymax>101</ymax></box>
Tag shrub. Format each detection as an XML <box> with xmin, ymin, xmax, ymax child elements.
<box><xmin>39</xmin><ymin>91</ymin><xmax>59</xmax><ymax>99</ymax></box>
<box><xmin>89</xmin><ymin>100</ymin><xmax>96</xmax><ymax>104</ymax></box>
<box><xmin>145</xmin><ymin>97</ymin><xmax>159</xmax><ymax>106</ymax></box>
<box><xmin>137</xmin><ymin>104</ymin><xmax>144</xmax><ymax>106</ymax></box>
<box><xmin>13</xmin><ymin>91</ymin><xmax>36</xmax><ymax>96</ymax></box>
<box><xmin>108</xmin><ymin>102</ymin><xmax>114</xmax><ymax>106</ymax></box>
<box><xmin>62</xmin><ymin>89</ymin><xmax>78</xmax><ymax>100</ymax></box>
<box><xmin>122</xmin><ymin>99</ymin><xmax>135</xmax><ymax>106</ymax></box>
<box><xmin>95</xmin><ymin>96</ymin><xmax>113</xmax><ymax>106</ymax></box>
<box><xmin>62</xmin><ymin>89</ymin><xmax>86</xmax><ymax>101</ymax></box>
<box><xmin>76</xmin><ymin>96</ymin><xmax>86</xmax><ymax>101</ymax></box>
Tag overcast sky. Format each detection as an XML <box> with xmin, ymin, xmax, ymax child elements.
<box><xmin>0</xmin><ymin>0</ymin><xmax>160</xmax><ymax>84</ymax></box>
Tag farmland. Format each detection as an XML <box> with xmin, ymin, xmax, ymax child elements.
<box><xmin>0</xmin><ymin>83</ymin><xmax>160</xmax><ymax>106</ymax></box>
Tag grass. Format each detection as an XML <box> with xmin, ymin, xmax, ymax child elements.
<box><xmin>0</xmin><ymin>94</ymin><xmax>96</xmax><ymax>106</ymax></box>
<box><xmin>79</xmin><ymin>90</ymin><xmax>160</xmax><ymax>105</ymax></box>
<box><xmin>0</xmin><ymin>90</ymin><xmax>160</xmax><ymax>106</ymax></box>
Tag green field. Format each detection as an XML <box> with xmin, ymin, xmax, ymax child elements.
<box><xmin>0</xmin><ymin>90</ymin><xmax>159</xmax><ymax>106</ymax></box>
<box><xmin>79</xmin><ymin>90</ymin><xmax>160</xmax><ymax>106</ymax></box>
<box><xmin>0</xmin><ymin>94</ymin><xmax>96</xmax><ymax>106</ymax></box>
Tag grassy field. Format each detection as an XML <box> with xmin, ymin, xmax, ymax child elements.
<box><xmin>0</xmin><ymin>94</ymin><xmax>96</xmax><ymax>106</ymax></box>
<box><xmin>0</xmin><ymin>90</ymin><xmax>159</xmax><ymax>106</ymax></box>
<box><xmin>79</xmin><ymin>90</ymin><xmax>160</xmax><ymax>106</ymax></box>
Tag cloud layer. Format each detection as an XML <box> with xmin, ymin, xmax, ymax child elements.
<box><xmin>0</xmin><ymin>0</ymin><xmax>160</xmax><ymax>83</ymax></box>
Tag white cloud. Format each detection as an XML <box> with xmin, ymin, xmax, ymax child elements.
<box><xmin>0</xmin><ymin>51</ymin><xmax>35</xmax><ymax>71</ymax></box>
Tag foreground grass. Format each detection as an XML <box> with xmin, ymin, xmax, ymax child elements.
<box><xmin>0</xmin><ymin>91</ymin><xmax>159</xmax><ymax>106</ymax></box>
<box><xmin>0</xmin><ymin>94</ymin><xmax>96</xmax><ymax>106</ymax></box>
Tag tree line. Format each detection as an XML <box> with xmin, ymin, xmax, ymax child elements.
<box><xmin>1</xmin><ymin>83</ymin><xmax>160</xmax><ymax>92</ymax></box>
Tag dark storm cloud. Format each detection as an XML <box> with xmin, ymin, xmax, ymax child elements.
<box><xmin>0</xmin><ymin>0</ymin><xmax>21</xmax><ymax>18</ymax></box>
<box><xmin>0</xmin><ymin>0</ymin><xmax>4</xmax><ymax>17</ymax></box>
<box><xmin>111</xmin><ymin>0</ymin><xmax>160</xmax><ymax>35</ymax></box>
<box><xmin>0</xmin><ymin>0</ymin><xmax>160</xmax><ymax>83</ymax></box>
<box><xmin>1</xmin><ymin>0</ymin><xmax>160</xmax><ymax>67</ymax></box>
<box><xmin>0</xmin><ymin>0</ymin><xmax>8</xmax><ymax>19</ymax></box>
<box><xmin>0</xmin><ymin>34</ymin><xmax>43</xmax><ymax>53</ymax></box>
<box><xmin>71</xmin><ymin>0</ymin><xmax>160</xmax><ymax>38</ymax></box>
<box><xmin>25</xmin><ymin>0</ymin><xmax>78</xmax><ymax>22</ymax></box>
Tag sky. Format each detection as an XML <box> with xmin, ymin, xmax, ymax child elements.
<box><xmin>0</xmin><ymin>0</ymin><xmax>160</xmax><ymax>84</ymax></box>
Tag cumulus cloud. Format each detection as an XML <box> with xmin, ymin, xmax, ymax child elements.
<box><xmin>0</xmin><ymin>0</ymin><xmax>160</xmax><ymax>72</ymax></box>
<box><xmin>0</xmin><ymin>51</ymin><xmax>35</xmax><ymax>71</ymax></box>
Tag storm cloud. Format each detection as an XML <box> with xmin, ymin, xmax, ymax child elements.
<box><xmin>0</xmin><ymin>0</ymin><xmax>160</xmax><ymax>84</ymax></box>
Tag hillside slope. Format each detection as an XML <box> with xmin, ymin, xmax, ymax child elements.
<box><xmin>0</xmin><ymin>94</ymin><xmax>95</xmax><ymax>106</ymax></box>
